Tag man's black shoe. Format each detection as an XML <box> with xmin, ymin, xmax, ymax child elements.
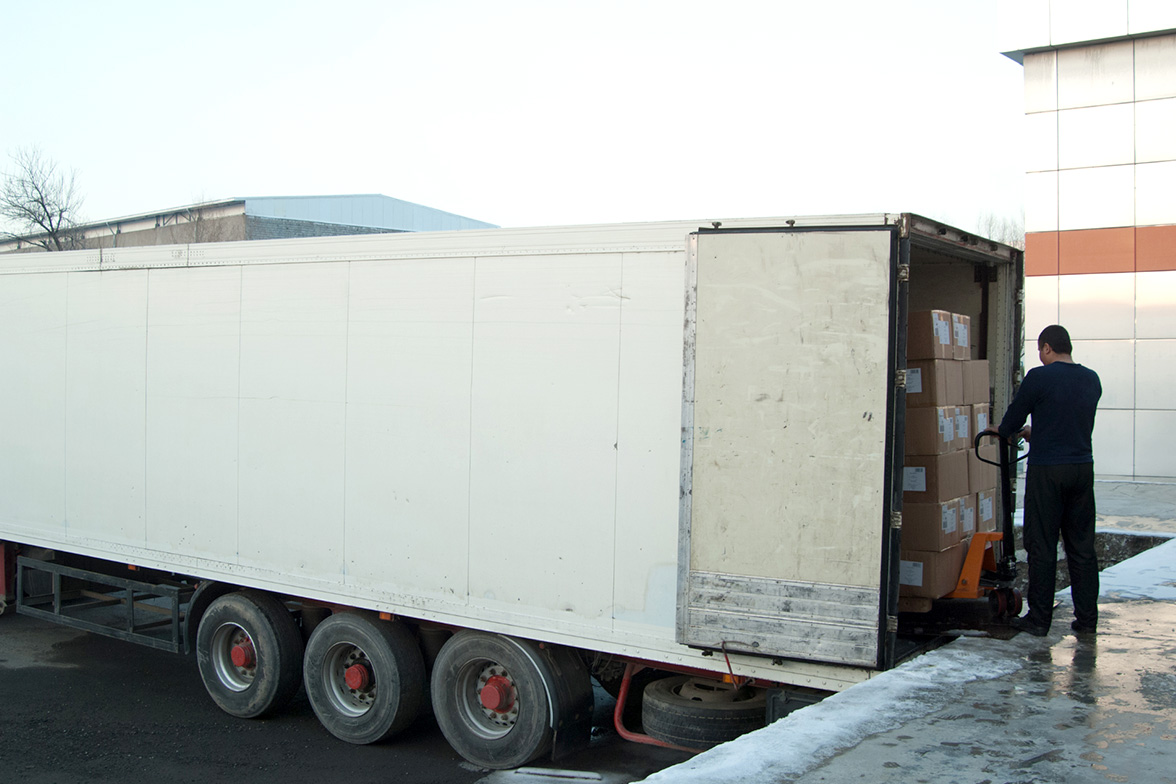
<box><xmin>1071</xmin><ymin>620</ymin><xmax>1097</xmax><ymax>634</ymax></box>
<box><xmin>1010</xmin><ymin>616</ymin><xmax>1049</xmax><ymax>637</ymax></box>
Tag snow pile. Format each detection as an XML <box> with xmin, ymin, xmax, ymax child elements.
<box><xmin>1099</xmin><ymin>536</ymin><xmax>1176</xmax><ymax>601</ymax></box>
<box><xmin>639</xmin><ymin>637</ymin><xmax>1021</xmax><ymax>783</ymax></box>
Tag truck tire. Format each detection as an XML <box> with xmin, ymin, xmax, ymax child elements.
<box><xmin>196</xmin><ymin>590</ymin><xmax>304</xmax><ymax>718</ymax></box>
<box><xmin>303</xmin><ymin>612</ymin><xmax>425</xmax><ymax>745</ymax></box>
<box><xmin>431</xmin><ymin>631</ymin><xmax>554</xmax><ymax>769</ymax></box>
<box><xmin>642</xmin><ymin>675</ymin><xmax>767</xmax><ymax>750</ymax></box>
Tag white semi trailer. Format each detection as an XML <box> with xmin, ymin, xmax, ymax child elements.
<box><xmin>0</xmin><ymin>214</ymin><xmax>1022</xmax><ymax>767</ymax></box>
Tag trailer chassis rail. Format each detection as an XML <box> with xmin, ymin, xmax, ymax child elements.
<box><xmin>16</xmin><ymin>556</ymin><xmax>190</xmax><ymax>653</ymax></box>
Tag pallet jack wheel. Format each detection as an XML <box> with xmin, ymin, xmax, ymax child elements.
<box><xmin>988</xmin><ymin>587</ymin><xmax>1022</xmax><ymax>619</ymax></box>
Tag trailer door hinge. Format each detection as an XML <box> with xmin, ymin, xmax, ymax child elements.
<box><xmin>897</xmin><ymin>264</ymin><xmax>910</xmax><ymax>283</ymax></box>
<box><xmin>890</xmin><ymin>511</ymin><xmax>902</xmax><ymax>529</ymax></box>
<box><xmin>886</xmin><ymin>615</ymin><xmax>898</xmax><ymax>633</ymax></box>
<box><xmin>895</xmin><ymin>369</ymin><xmax>907</xmax><ymax>390</ymax></box>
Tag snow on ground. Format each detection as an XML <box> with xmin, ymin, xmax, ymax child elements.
<box><xmin>1099</xmin><ymin>536</ymin><xmax>1176</xmax><ymax>601</ymax></box>
<box><xmin>639</xmin><ymin>638</ymin><xmax>1021</xmax><ymax>783</ymax></box>
<box><xmin>641</xmin><ymin>536</ymin><xmax>1176</xmax><ymax>784</ymax></box>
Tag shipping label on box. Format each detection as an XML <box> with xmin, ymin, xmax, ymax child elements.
<box><xmin>952</xmin><ymin>313</ymin><xmax>971</xmax><ymax>360</ymax></box>
<box><xmin>978</xmin><ymin>488</ymin><xmax>997</xmax><ymax>532</ymax></box>
<box><xmin>908</xmin><ymin>310</ymin><xmax>954</xmax><ymax>360</ymax></box>
<box><xmin>906</xmin><ymin>360</ymin><xmax>964</xmax><ymax>408</ymax></box>
<box><xmin>960</xmin><ymin>494</ymin><xmax>977</xmax><ymax>539</ymax></box>
<box><xmin>972</xmin><ymin>404</ymin><xmax>990</xmax><ymax>443</ymax></box>
<box><xmin>904</xmin><ymin>451</ymin><xmax>970</xmax><ymax>503</ymax></box>
<box><xmin>955</xmin><ymin>406</ymin><xmax>971</xmax><ymax>451</ymax></box>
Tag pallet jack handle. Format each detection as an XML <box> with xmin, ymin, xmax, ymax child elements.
<box><xmin>974</xmin><ymin>431</ymin><xmax>1027</xmax><ymax>583</ymax></box>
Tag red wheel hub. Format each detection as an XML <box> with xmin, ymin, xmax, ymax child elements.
<box><xmin>345</xmin><ymin>663</ymin><xmax>372</xmax><ymax>691</ymax></box>
<box><xmin>480</xmin><ymin>675</ymin><xmax>514</xmax><ymax>712</ymax></box>
<box><xmin>230</xmin><ymin>641</ymin><xmax>255</xmax><ymax>668</ymax></box>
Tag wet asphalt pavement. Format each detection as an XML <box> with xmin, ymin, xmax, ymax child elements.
<box><xmin>0</xmin><ymin>613</ymin><xmax>688</xmax><ymax>784</ymax></box>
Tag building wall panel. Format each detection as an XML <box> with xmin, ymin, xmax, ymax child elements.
<box><xmin>1058</xmin><ymin>104</ymin><xmax>1134</xmax><ymax>169</ymax></box>
<box><xmin>1134</xmin><ymin>340</ymin><xmax>1176</xmax><ymax>409</ymax></box>
<box><xmin>1136</xmin><ymin>270</ymin><xmax>1176</xmax><ymax>335</ymax></box>
<box><xmin>1073</xmin><ymin>339</ymin><xmax>1135</xmax><ymax>410</ymax></box>
<box><xmin>1025</xmin><ymin>172</ymin><xmax>1059</xmax><ymax>233</ymax></box>
<box><xmin>1024</xmin><ymin>51</ymin><xmax>1058</xmax><ymax>113</ymax></box>
<box><xmin>1094</xmin><ymin>409</ymin><xmax>1135</xmax><ymax>475</ymax></box>
<box><xmin>1024</xmin><ymin>275</ymin><xmax>1060</xmax><ymax>338</ymax></box>
<box><xmin>1136</xmin><ymin>161</ymin><xmax>1176</xmax><ymax>226</ymax></box>
<box><xmin>1135</xmin><ymin>34</ymin><xmax>1176</xmax><ymax>101</ymax></box>
<box><xmin>1057</xmin><ymin>165</ymin><xmax>1135</xmax><ymax>231</ymax></box>
<box><xmin>1025</xmin><ymin>111</ymin><xmax>1059</xmax><ymax>172</ymax></box>
<box><xmin>1135</xmin><ymin>98</ymin><xmax>1176</xmax><ymax>163</ymax></box>
<box><xmin>1056</xmin><ymin>40</ymin><xmax>1134</xmax><ymax>110</ymax></box>
<box><xmin>1058</xmin><ymin>273</ymin><xmax>1135</xmax><ymax>339</ymax></box>
<box><xmin>1137</xmin><ymin>410</ymin><xmax>1176</xmax><ymax>477</ymax></box>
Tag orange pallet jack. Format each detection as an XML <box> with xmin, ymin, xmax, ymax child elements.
<box><xmin>946</xmin><ymin>432</ymin><xmax>1024</xmax><ymax>618</ymax></box>
<box><xmin>899</xmin><ymin>432</ymin><xmax>1024</xmax><ymax>633</ymax></box>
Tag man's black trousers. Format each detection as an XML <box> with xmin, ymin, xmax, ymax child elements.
<box><xmin>1022</xmin><ymin>462</ymin><xmax>1099</xmax><ymax>629</ymax></box>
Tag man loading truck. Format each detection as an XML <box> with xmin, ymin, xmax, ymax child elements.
<box><xmin>986</xmin><ymin>324</ymin><xmax>1102</xmax><ymax>637</ymax></box>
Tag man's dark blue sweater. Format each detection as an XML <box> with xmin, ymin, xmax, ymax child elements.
<box><xmin>997</xmin><ymin>361</ymin><xmax>1102</xmax><ymax>465</ymax></box>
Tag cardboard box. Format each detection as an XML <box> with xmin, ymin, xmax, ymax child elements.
<box><xmin>962</xmin><ymin>360</ymin><xmax>990</xmax><ymax>405</ymax></box>
<box><xmin>906</xmin><ymin>359</ymin><xmax>964</xmax><ymax>408</ymax></box>
<box><xmin>904</xmin><ymin>406</ymin><xmax>957</xmax><ymax>455</ymax></box>
<box><xmin>903</xmin><ymin>451</ymin><xmax>969</xmax><ymax>503</ymax></box>
<box><xmin>951</xmin><ymin>313</ymin><xmax>971</xmax><ymax>360</ymax></box>
<box><xmin>977</xmin><ymin>488</ymin><xmax>997</xmax><ymax>532</ymax></box>
<box><xmin>959</xmin><ymin>493</ymin><xmax>977</xmax><ymax>539</ymax></box>
<box><xmin>908</xmin><ymin>310</ymin><xmax>953</xmax><ymax>360</ymax></box>
<box><xmin>968</xmin><ymin>447</ymin><xmax>998</xmax><ymax>495</ymax></box>
<box><xmin>899</xmin><ymin>542</ymin><xmax>966</xmax><ymax>599</ymax></box>
<box><xmin>901</xmin><ymin>498</ymin><xmax>960</xmax><ymax>551</ymax></box>
<box><xmin>953</xmin><ymin>405</ymin><xmax>971</xmax><ymax>452</ymax></box>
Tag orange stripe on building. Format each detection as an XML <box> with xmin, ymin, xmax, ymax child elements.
<box><xmin>1026</xmin><ymin>226</ymin><xmax>1176</xmax><ymax>276</ymax></box>
<box><xmin>1137</xmin><ymin>225</ymin><xmax>1176</xmax><ymax>272</ymax></box>
<box><xmin>1059</xmin><ymin>227</ymin><xmax>1134</xmax><ymax>275</ymax></box>
<box><xmin>1025</xmin><ymin>232</ymin><xmax>1058</xmax><ymax>276</ymax></box>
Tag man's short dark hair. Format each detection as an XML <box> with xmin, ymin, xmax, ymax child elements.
<box><xmin>1038</xmin><ymin>324</ymin><xmax>1072</xmax><ymax>355</ymax></box>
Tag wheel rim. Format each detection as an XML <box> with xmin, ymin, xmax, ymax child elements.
<box><xmin>456</xmin><ymin>660</ymin><xmax>519</xmax><ymax>739</ymax></box>
<box><xmin>672</xmin><ymin>678</ymin><xmax>758</xmax><ymax>704</ymax></box>
<box><xmin>210</xmin><ymin>622</ymin><xmax>257</xmax><ymax>692</ymax></box>
<box><xmin>321</xmin><ymin>641</ymin><xmax>377</xmax><ymax>717</ymax></box>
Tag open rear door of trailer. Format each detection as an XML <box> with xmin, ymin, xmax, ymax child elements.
<box><xmin>678</xmin><ymin>225</ymin><xmax>903</xmax><ymax>669</ymax></box>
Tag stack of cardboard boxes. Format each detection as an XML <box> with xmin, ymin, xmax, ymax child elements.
<box><xmin>899</xmin><ymin>310</ymin><xmax>1000</xmax><ymax>600</ymax></box>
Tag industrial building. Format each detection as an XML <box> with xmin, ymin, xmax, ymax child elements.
<box><xmin>999</xmin><ymin>1</ymin><xmax>1176</xmax><ymax>478</ymax></box>
<box><xmin>0</xmin><ymin>194</ymin><xmax>496</xmax><ymax>253</ymax></box>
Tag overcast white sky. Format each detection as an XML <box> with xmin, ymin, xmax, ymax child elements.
<box><xmin>0</xmin><ymin>0</ymin><xmax>1026</xmax><ymax>234</ymax></box>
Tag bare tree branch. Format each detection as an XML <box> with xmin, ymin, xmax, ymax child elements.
<box><xmin>1</xmin><ymin>147</ymin><xmax>85</xmax><ymax>251</ymax></box>
<box><xmin>977</xmin><ymin>211</ymin><xmax>1025</xmax><ymax>250</ymax></box>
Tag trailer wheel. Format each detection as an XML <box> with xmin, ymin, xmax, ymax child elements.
<box><xmin>641</xmin><ymin>676</ymin><xmax>767</xmax><ymax>750</ymax></box>
<box><xmin>431</xmin><ymin>631</ymin><xmax>554</xmax><ymax>769</ymax></box>
<box><xmin>196</xmin><ymin>590</ymin><xmax>304</xmax><ymax>718</ymax></box>
<box><xmin>303</xmin><ymin>612</ymin><xmax>425</xmax><ymax>745</ymax></box>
